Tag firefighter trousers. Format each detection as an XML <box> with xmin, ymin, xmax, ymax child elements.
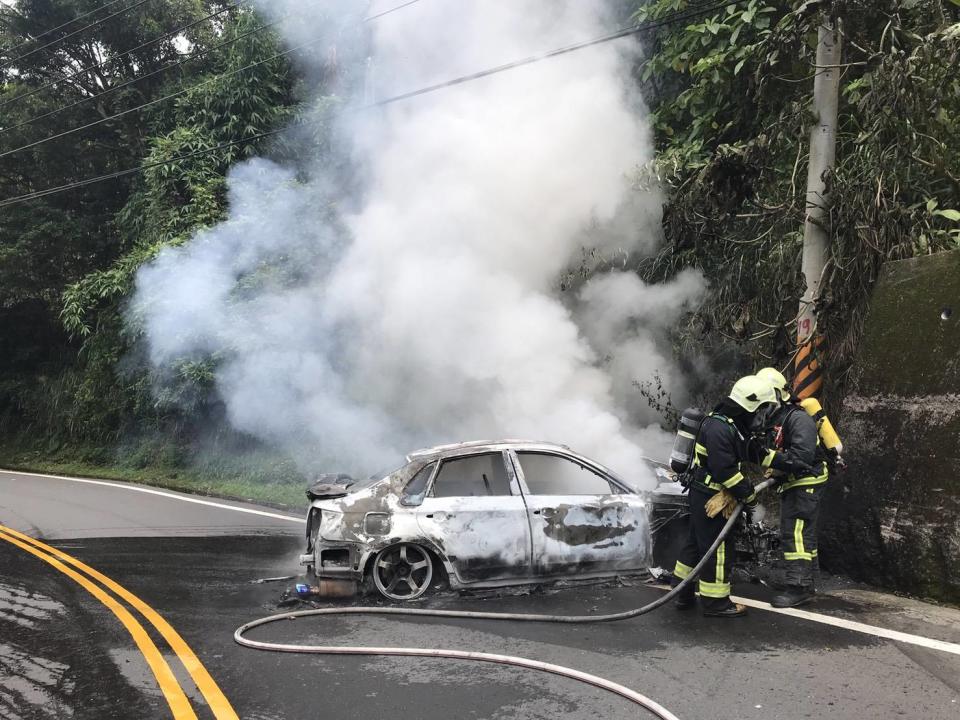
<box><xmin>672</xmin><ymin>490</ymin><xmax>735</xmax><ymax>610</ymax></box>
<box><xmin>780</xmin><ymin>483</ymin><xmax>825</xmax><ymax>589</ymax></box>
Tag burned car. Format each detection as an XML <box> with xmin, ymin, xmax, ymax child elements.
<box><xmin>300</xmin><ymin>440</ymin><xmax>665</xmax><ymax>600</ymax></box>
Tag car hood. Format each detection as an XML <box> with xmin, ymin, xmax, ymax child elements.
<box><xmin>306</xmin><ymin>474</ymin><xmax>355</xmax><ymax>500</ymax></box>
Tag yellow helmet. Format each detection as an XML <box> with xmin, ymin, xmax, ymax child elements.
<box><xmin>757</xmin><ymin>366</ymin><xmax>791</xmax><ymax>402</ymax></box>
<box><xmin>729</xmin><ymin>374</ymin><xmax>778</xmax><ymax>413</ymax></box>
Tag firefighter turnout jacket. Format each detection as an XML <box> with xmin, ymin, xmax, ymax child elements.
<box><xmin>760</xmin><ymin>404</ymin><xmax>827</xmax><ymax>491</ymax></box>
<box><xmin>674</xmin><ymin>410</ymin><xmax>758</xmax><ymax>607</ymax></box>
<box><xmin>763</xmin><ymin>402</ymin><xmax>831</xmax><ymax>590</ymax></box>
<box><xmin>688</xmin><ymin>413</ymin><xmax>757</xmax><ymax>505</ymax></box>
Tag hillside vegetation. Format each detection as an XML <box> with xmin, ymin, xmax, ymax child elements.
<box><xmin>1</xmin><ymin>0</ymin><xmax>957</xmax><ymax>501</ymax></box>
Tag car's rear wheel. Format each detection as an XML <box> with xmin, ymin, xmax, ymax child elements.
<box><xmin>372</xmin><ymin>543</ymin><xmax>434</xmax><ymax>601</ymax></box>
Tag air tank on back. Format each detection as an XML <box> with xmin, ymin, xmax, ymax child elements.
<box><xmin>799</xmin><ymin>397</ymin><xmax>843</xmax><ymax>454</ymax></box>
<box><xmin>670</xmin><ymin>408</ymin><xmax>706</xmax><ymax>474</ymax></box>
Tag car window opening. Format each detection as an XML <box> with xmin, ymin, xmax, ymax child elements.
<box><xmin>431</xmin><ymin>453</ymin><xmax>512</xmax><ymax>497</ymax></box>
<box><xmin>517</xmin><ymin>452</ymin><xmax>615</xmax><ymax>495</ymax></box>
<box><xmin>401</xmin><ymin>461</ymin><xmax>436</xmax><ymax>505</ymax></box>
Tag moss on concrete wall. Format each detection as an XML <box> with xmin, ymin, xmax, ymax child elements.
<box><xmin>854</xmin><ymin>250</ymin><xmax>960</xmax><ymax>396</ymax></box>
<box><xmin>820</xmin><ymin>250</ymin><xmax>960</xmax><ymax>604</ymax></box>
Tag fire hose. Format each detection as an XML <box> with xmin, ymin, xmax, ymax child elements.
<box><xmin>235</xmin><ymin>478</ymin><xmax>774</xmax><ymax>720</ymax></box>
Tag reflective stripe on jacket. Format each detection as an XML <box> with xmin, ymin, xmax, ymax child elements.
<box><xmin>761</xmin><ymin>405</ymin><xmax>828</xmax><ymax>492</ymax></box>
<box><xmin>688</xmin><ymin>413</ymin><xmax>757</xmax><ymax>504</ymax></box>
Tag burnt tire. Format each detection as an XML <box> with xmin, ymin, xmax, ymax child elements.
<box><xmin>372</xmin><ymin>543</ymin><xmax>434</xmax><ymax>601</ymax></box>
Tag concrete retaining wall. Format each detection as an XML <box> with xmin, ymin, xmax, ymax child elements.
<box><xmin>820</xmin><ymin>250</ymin><xmax>960</xmax><ymax>603</ymax></box>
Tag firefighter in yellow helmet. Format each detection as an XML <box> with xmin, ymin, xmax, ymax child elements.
<box><xmin>756</xmin><ymin>367</ymin><xmax>829</xmax><ymax>608</ymax></box>
<box><xmin>671</xmin><ymin>375</ymin><xmax>777</xmax><ymax>617</ymax></box>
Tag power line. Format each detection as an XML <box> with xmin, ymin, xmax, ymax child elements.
<box><xmin>363</xmin><ymin>0</ymin><xmax>731</xmax><ymax>110</ymax></box>
<box><xmin>0</xmin><ymin>128</ymin><xmax>284</xmax><ymax>208</ymax></box>
<box><xmin>0</xmin><ymin>0</ymin><xmax>730</xmax><ymax>204</ymax></box>
<box><xmin>1</xmin><ymin>0</ymin><xmax>153</xmax><ymax>72</ymax></box>
<box><xmin>0</xmin><ymin>3</ymin><xmax>240</xmax><ymax>114</ymax></box>
<box><xmin>0</xmin><ymin>33</ymin><xmax>319</xmax><ymax>160</ymax></box>
<box><xmin>2</xmin><ymin>0</ymin><xmax>416</xmax><ymax>113</ymax></box>
<box><xmin>0</xmin><ymin>0</ymin><xmax>428</xmax><ymax>148</ymax></box>
<box><xmin>364</xmin><ymin>0</ymin><xmax>424</xmax><ymax>22</ymax></box>
<box><xmin>1</xmin><ymin>20</ymin><xmax>279</xmax><ymax>136</ymax></box>
<box><xmin>1</xmin><ymin>0</ymin><xmax>421</xmax><ymax>120</ymax></box>
<box><xmin>0</xmin><ymin>0</ymin><xmax>736</xmax><ymax>208</ymax></box>
<box><xmin>2</xmin><ymin>0</ymin><xmax>127</xmax><ymax>58</ymax></box>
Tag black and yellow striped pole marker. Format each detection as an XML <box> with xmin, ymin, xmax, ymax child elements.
<box><xmin>793</xmin><ymin>334</ymin><xmax>824</xmax><ymax>400</ymax></box>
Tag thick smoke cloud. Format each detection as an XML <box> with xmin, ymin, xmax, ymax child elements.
<box><xmin>130</xmin><ymin>0</ymin><xmax>705</xmax><ymax>487</ymax></box>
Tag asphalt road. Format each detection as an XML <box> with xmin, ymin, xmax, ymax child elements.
<box><xmin>1</xmin><ymin>468</ymin><xmax>959</xmax><ymax>720</ymax></box>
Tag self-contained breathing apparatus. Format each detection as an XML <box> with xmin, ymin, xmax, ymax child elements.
<box><xmin>799</xmin><ymin>397</ymin><xmax>844</xmax><ymax>465</ymax></box>
<box><xmin>668</xmin><ymin>407</ymin><xmax>706</xmax><ymax>485</ymax></box>
<box><xmin>668</xmin><ymin>397</ymin><xmax>844</xmax><ymax>486</ymax></box>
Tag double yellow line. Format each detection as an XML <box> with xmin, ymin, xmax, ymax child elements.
<box><xmin>0</xmin><ymin>524</ymin><xmax>238</xmax><ymax>719</ymax></box>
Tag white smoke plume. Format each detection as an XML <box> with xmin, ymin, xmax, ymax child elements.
<box><xmin>130</xmin><ymin>0</ymin><xmax>706</xmax><ymax>487</ymax></box>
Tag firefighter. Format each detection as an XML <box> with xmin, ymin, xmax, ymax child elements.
<box><xmin>671</xmin><ymin>375</ymin><xmax>778</xmax><ymax>617</ymax></box>
<box><xmin>756</xmin><ymin>366</ymin><xmax>828</xmax><ymax>608</ymax></box>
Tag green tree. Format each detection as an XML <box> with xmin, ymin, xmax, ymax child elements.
<box><xmin>632</xmin><ymin>0</ymin><xmax>960</xmax><ymax>399</ymax></box>
<box><xmin>0</xmin><ymin>2</ymin><xmax>293</xmax><ymax>445</ymax></box>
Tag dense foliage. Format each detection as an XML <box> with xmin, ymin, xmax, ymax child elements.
<box><xmin>632</xmin><ymin>0</ymin><xmax>960</xmax><ymax>402</ymax></box>
<box><xmin>0</xmin><ymin>0</ymin><xmax>957</xmax><ymax>472</ymax></box>
<box><xmin>0</xmin><ymin>0</ymin><xmax>295</xmax><ymax>461</ymax></box>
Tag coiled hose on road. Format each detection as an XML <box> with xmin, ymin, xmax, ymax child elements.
<box><xmin>235</xmin><ymin>480</ymin><xmax>774</xmax><ymax>719</ymax></box>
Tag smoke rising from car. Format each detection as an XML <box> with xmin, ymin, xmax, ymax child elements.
<box><xmin>130</xmin><ymin>0</ymin><xmax>706</xmax><ymax>486</ymax></box>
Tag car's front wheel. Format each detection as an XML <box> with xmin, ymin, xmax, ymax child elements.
<box><xmin>371</xmin><ymin>543</ymin><xmax>434</xmax><ymax>601</ymax></box>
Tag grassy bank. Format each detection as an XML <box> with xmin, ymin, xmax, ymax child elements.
<box><xmin>0</xmin><ymin>438</ymin><xmax>310</xmax><ymax>510</ymax></box>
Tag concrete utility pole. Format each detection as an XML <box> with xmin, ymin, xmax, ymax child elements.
<box><xmin>794</xmin><ymin>11</ymin><xmax>842</xmax><ymax>400</ymax></box>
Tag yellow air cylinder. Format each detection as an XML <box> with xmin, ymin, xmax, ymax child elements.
<box><xmin>799</xmin><ymin>397</ymin><xmax>843</xmax><ymax>454</ymax></box>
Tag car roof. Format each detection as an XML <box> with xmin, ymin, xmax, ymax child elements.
<box><xmin>406</xmin><ymin>439</ymin><xmax>570</xmax><ymax>461</ymax></box>
<box><xmin>406</xmin><ymin>439</ymin><xmax>665</xmax><ymax>468</ymax></box>
<box><xmin>404</xmin><ymin>439</ymin><xmax>666</xmax><ymax>490</ymax></box>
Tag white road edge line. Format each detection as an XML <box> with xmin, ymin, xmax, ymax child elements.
<box><xmin>4</xmin><ymin>469</ymin><xmax>958</xmax><ymax>657</ymax></box>
<box><xmin>0</xmin><ymin>469</ymin><xmax>305</xmax><ymax>524</ymax></box>
<box><xmin>731</xmin><ymin>595</ymin><xmax>960</xmax><ymax>657</ymax></box>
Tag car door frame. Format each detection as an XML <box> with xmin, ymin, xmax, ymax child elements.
<box><xmin>505</xmin><ymin>448</ymin><xmax>651</xmax><ymax>578</ymax></box>
<box><xmin>414</xmin><ymin>449</ymin><xmax>534</xmax><ymax>585</ymax></box>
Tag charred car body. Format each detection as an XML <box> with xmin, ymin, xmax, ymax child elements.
<box><xmin>300</xmin><ymin>439</ymin><xmax>777</xmax><ymax>600</ymax></box>
<box><xmin>300</xmin><ymin>440</ymin><xmax>663</xmax><ymax>600</ymax></box>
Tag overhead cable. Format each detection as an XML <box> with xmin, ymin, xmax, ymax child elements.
<box><xmin>1</xmin><ymin>0</ymin><xmax>127</xmax><ymax>58</ymax></box>
<box><xmin>0</xmin><ymin>0</ymin><xmax>738</xmax><ymax>207</ymax></box>
<box><xmin>2</xmin><ymin>19</ymin><xmax>279</xmax><ymax>135</ymax></box>
<box><xmin>0</xmin><ymin>3</ymin><xmax>241</xmax><ymax>113</ymax></box>
<box><xmin>0</xmin><ymin>35</ymin><xmax>321</xmax><ymax>160</ymax></box>
<box><xmin>2</xmin><ymin>0</ymin><xmax>419</xmax><ymax>113</ymax></box>
<box><xmin>1</xmin><ymin>0</ymin><xmax>430</xmax><ymax>148</ymax></box>
<box><xmin>0</xmin><ymin>128</ymin><xmax>284</xmax><ymax>208</ymax></box>
<box><xmin>0</xmin><ymin>0</ymin><xmax>153</xmax><ymax>71</ymax></box>
<box><xmin>366</xmin><ymin>0</ymin><xmax>735</xmax><ymax>110</ymax></box>
<box><xmin>363</xmin><ymin>0</ymin><xmax>424</xmax><ymax>22</ymax></box>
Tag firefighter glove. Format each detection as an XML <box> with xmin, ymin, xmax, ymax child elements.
<box><xmin>705</xmin><ymin>489</ymin><xmax>738</xmax><ymax>519</ymax></box>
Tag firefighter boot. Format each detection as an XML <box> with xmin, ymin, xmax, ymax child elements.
<box><xmin>675</xmin><ymin>591</ymin><xmax>697</xmax><ymax>610</ymax></box>
<box><xmin>702</xmin><ymin>598</ymin><xmax>748</xmax><ymax>617</ymax></box>
<box><xmin>771</xmin><ymin>586</ymin><xmax>815</xmax><ymax>608</ymax></box>
<box><xmin>671</xmin><ymin>577</ymin><xmax>697</xmax><ymax>610</ymax></box>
